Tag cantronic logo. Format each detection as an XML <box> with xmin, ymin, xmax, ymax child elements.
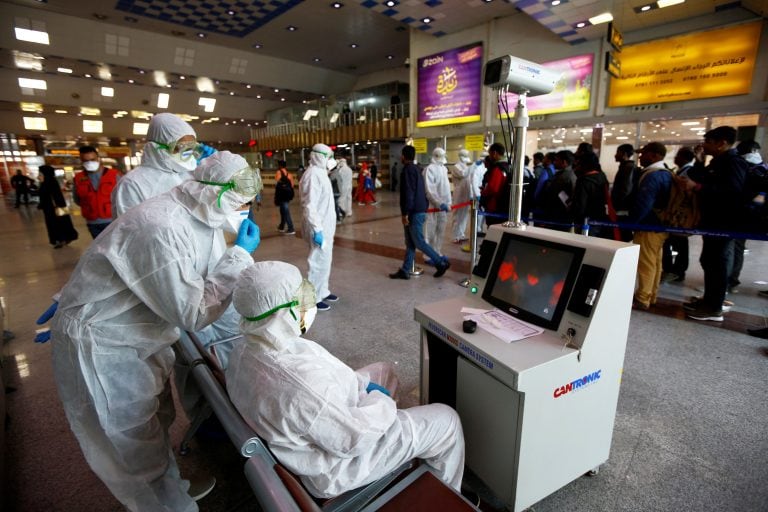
<box><xmin>553</xmin><ymin>370</ymin><xmax>601</xmax><ymax>398</ymax></box>
<box><xmin>517</xmin><ymin>63</ymin><xmax>541</xmax><ymax>75</ymax></box>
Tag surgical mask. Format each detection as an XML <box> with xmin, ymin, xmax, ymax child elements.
<box><xmin>83</xmin><ymin>160</ymin><xmax>100</xmax><ymax>172</ymax></box>
<box><xmin>745</xmin><ymin>152</ymin><xmax>763</xmax><ymax>165</ymax></box>
<box><xmin>197</xmin><ymin>166</ymin><xmax>263</xmax><ymax>208</ymax></box>
<box><xmin>326</xmin><ymin>158</ymin><xmax>338</xmax><ymax>171</ymax></box>
<box><xmin>222</xmin><ymin>209</ymin><xmax>249</xmax><ymax>234</ymax></box>
<box><xmin>244</xmin><ymin>279</ymin><xmax>317</xmax><ymax>333</ymax></box>
<box><xmin>172</xmin><ymin>152</ymin><xmax>198</xmax><ymax>170</ymax></box>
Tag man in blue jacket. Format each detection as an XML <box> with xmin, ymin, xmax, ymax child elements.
<box><xmin>390</xmin><ymin>145</ymin><xmax>450</xmax><ymax>279</ymax></box>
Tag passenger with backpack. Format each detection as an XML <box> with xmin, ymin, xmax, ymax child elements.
<box><xmin>479</xmin><ymin>143</ymin><xmax>510</xmax><ymax>227</ymax></box>
<box><xmin>274</xmin><ymin>160</ymin><xmax>296</xmax><ymax>235</ymax></box>
<box><xmin>630</xmin><ymin>142</ymin><xmax>673</xmax><ymax>310</ymax></box>
<box><xmin>533</xmin><ymin>150</ymin><xmax>576</xmax><ymax>231</ymax></box>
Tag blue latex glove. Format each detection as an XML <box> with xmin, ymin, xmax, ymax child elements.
<box><xmin>34</xmin><ymin>329</ymin><xmax>51</xmax><ymax>343</ymax></box>
<box><xmin>195</xmin><ymin>143</ymin><xmax>217</xmax><ymax>163</ymax></box>
<box><xmin>439</xmin><ymin>203</ymin><xmax>450</xmax><ymax>212</ymax></box>
<box><xmin>312</xmin><ymin>231</ymin><xmax>324</xmax><ymax>247</ymax></box>
<box><xmin>366</xmin><ymin>382</ymin><xmax>391</xmax><ymax>396</ymax></box>
<box><xmin>37</xmin><ymin>301</ymin><xmax>58</xmax><ymax>324</ymax></box>
<box><xmin>235</xmin><ymin>218</ymin><xmax>260</xmax><ymax>253</ymax></box>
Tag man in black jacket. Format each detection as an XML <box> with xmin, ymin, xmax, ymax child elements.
<box><xmin>683</xmin><ymin>126</ymin><xmax>748</xmax><ymax>321</ymax></box>
<box><xmin>389</xmin><ymin>145</ymin><xmax>450</xmax><ymax>279</ymax></box>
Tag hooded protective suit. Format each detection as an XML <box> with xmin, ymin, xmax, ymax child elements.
<box><xmin>424</xmin><ymin>148</ymin><xmax>452</xmax><ymax>256</ymax></box>
<box><xmin>226</xmin><ymin>262</ymin><xmax>465</xmax><ymax>498</ymax></box>
<box><xmin>300</xmin><ymin>144</ymin><xmax>337</xmax><ymax>301</ymax></box>
<box><xmin>50</xmin><ymin>151</ymin><xmax>256</xmax><ymax>512</ymax></box>
<box><xmin>451</xmin><ymin>149</ymin><xmax>473</xmax><ymax>242</ymax></box>
<box><xmin>336</xmin><ymin>158</ymin><xmax>354</xmax><ymax>218</ymax></box>
<box><xmin>111</xmin><ymin>113</ymin><xmax>197</xmax><ymax>217</ymax></box>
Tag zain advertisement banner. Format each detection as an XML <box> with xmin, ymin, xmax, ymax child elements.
<box><xmin>417</xmin><ymin>42</ymin><xmax>483</xmax><ymax>128</ymax></box>
<box><xmin>608</xmin><ymin>21</ymin><xmax>761</xmax><ymax>107</ymax></box>
<box><xmin>500</xmin><ymin>54</ymin><xmax>594</xmax><ymax>116</ymax></box>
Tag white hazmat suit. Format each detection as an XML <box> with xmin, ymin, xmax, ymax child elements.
<box><xmin>51</xmin><ymin>152</ymin><xmax>256</xmax><ymax>512</ymax></box>
<box><xmin>424</xmin><ymin>147</ymin><xmax>452</xmax><ymax>257</ymax></box>
<box><xmin>300</xmin><ymin>144</ymin><xmax>337</xmax><ymax>302</ymax></box>
<box><xmin>226</xmin><ymin>261</ymin><xmax>465</xmax><ymax>498</ymax></box>
<box><xmin>336</xmin><ymin>158</ymin><xmax>354</xmax><ymax>218</ymax></box>
<box><xmin>111</xmin><ymin>113</ymin><xmax>240</xmax><ymax>367</ymax></box>
<box><xmin>451</xmin><ymin>149</ymin><xmax>473</xmax><ymax>242</ymax></box>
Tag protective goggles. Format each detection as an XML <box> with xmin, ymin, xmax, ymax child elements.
<box><xmin>154</xmin><ymin>139</ymin><xmax>199</xmax><ymax>160</ymax></box>
<box><xmin>197</xmin><ymin>166</ymin><xmax>263</xmax><ymax>208</ymax></box>
<box><xmin>245</xmin><ymin>279</ymin><xmax>317</xmax><ymax>323</ymax></box>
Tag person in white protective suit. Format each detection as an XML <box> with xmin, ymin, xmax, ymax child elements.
<box><xmin>226</xmin><ymin>261</ymin><xmax>465</xmax><ymax>498</ymax></box>
<box><xmin>50</xmin><ymin>151</ymin><xmax>261</xmax><ymax>512</ymax></box>
<box><xmin>111</xmin><ymin>112</ymin><xmax>240</xmax><ymax>367</ymax></box>
<box><xmin>300</xmin><ymin>143</ymin><xmax>339</xmax><ymax>311</ymax></box>
<box><xmin>451</xmin><ymin>149</ymin><xmax>473</xmax><ymax>244</ymax></box>
<box><xmin>424</xmin><ymin>147</ymin><xmax>452</xmax><ymax>261</ymax></box>
<box><xmin>336</xmin><ymin>157</ymin><xmax>354</xmax><ymax>219</ymax></box>
<box><xmin>462</xmin><ymin>152</ymin><xmax>487</xmax><ymax>253</ymax></box>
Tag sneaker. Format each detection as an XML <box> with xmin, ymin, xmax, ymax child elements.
<box><xmin>277</xmin><ymin>225</ymin><xmax>286</xmax><ymax>232</ymax></box>
<box><xmin>370</xmin><ymin>201</ymin><xmax>379</xmax><ymax>205</ymax></box>
<box><xmin>434</xmin><ymin>259</ymin><xmax>451</xmax><ymax>278</ymax></box>
<box><xmin>632</xmin><ymin>300</ymin><xmax>649</xmax><ymax>311</ymax></box>
<box><xmin>389</xmin><ymin>269</ymin><xmax>410</xmax><ymax>280</ymax></box>
<box><xmin>324</xmin><ymin>294</ymin><xmax>339</xmax><ymax>302</ymax></box>
<box><xmin>683</xmin><ymin>297</ymin><xmax>703</xmax><ymax>311</ymax></box>
<box><xmin>316</xmin><ymin>301</ymin><xmax>331</xmax><ymax>311</ymax></box>
<box><xmin>721</xmin><ymin>300</ymin><xmax>734</xmax><ymax>313</ymax></box>
<box><xmin>283</xmin><ymin>230</ymin><xmax>296</xmax><ymax>235</ymax></box>
<box><xmin>687</xmin><ymin>305</ymin><xmax>724</xmax><ymax>322</ymax></box>
<box><xmin>189</xmin><ymin>475</ymin><xmax>216</xmax><ymax>501</ymax></box>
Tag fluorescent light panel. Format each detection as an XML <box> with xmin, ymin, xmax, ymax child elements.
<box><xmin>57</xmin><ymin>67</ymin><xmax>73</xmax><ymax>73</ymax></box>
<box><xmin>23</xmin><ymin>117</ymin><xmax>47</xmax><ymax>130</ymax></box>
<box><xmin>657</xmin><ymin>0</ymin><xmax>684</xmax><ymax>7</ymax></box>
<box><xmin>101</xmin><ymin>87</ymin><xmax>114</xmax><ymax>97</ymax></box>
<box><xmin>133</xmin><ymin>122</ymin><xmax>149</xmax><ymax>135</ymax></box>
<box><xmin>83</xmin><ymin>120</ymin><xmax>103</xmax><ymax>133</ymax></box>
<box><xmin>14</xmin><ymin>27</ymin><xmax>49</xmax><ymax>45</ymax></box>
<box><xmin>18</xmin><ymin>77</ymin><xmax>47</xmax><ymax>90</ymax></box>
<box><xmin>589</xmin><ymin>12</ymin><xmax>613</xmax><ymax>25</ymax></box>
<box><xmin>157</xmin><ymin>93</ymin><xmax>170</xmax><ymax>109</ymax></box>
<box><xmin>198</xmin><ymin>97</ymin><xmax>216</xmax><ymax>112</ymax></box>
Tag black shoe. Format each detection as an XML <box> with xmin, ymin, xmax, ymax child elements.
<box><xmin>389</xmin><ymin>269</ymin><xmax>410</xmax><ymax>280</ymax></box>
<box><xmin>434</xmin><ymin>259</ymin><xmax>451</xmax><ymax>278</ymax></box>
<box><xmin>747</xmin><ymin>327</ymin><xmax>768</xmax><ymax>340</ymax></box>
<box><xmin>686</xmin><ymin>305</ymin><xmax>724</xmax><ymax>322</ymax></box>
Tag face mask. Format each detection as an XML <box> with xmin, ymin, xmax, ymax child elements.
<box><xmin>326</xmin><ymin>158</ymin><xmax>338</xmax><ymax>171</ymax></box>
<box><xmin>745</xmin><ymin>152</ymin><xmax>763</xmax><ymax>165</ymax></box>
<box><xmin>222</xmin><ymin>209</ymin><xmax>249</xmax><ymax>234</ymax></box>
<box><xmin>83</xmin><ymin>161</ymin><xmax>100</xmax><ymax>172</ymax></box>
<box><xmin>300</xmin><ymin>306</ymin><xmax>317</xmax><ymax>334</ymax></box>
<box><xmin>173</xmin><ymin>152</ymin><xmax>198</xmax><ymax>170</ymax></box>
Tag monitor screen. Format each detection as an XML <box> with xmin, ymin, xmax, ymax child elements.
<box><xmin>482</xmin><ymin>232</ymin><xmax>585</xmax><ymax>331</ymax></box>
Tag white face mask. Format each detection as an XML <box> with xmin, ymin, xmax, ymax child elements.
<box><xmin>745</xmin><ymin>152</ymin><xmax>763</xmax><ymax>165</ymax></box>
<box><xmin>173</xmin><ymin>152</ymin><xmax>198</xmax><ymax>170</ymax></box>
<box><xmin>83</xmin><ymin>160</ymin><xmax>100</xmax><ymax>172</ymax></box>
<box><xmin>222</xmin><ymin>209</ymin><xmax>249</xmax><ymax>234</ymax></box>
<box><xmin>300</xmin><ymin>306</ymin><xmax>317</xmax><ymax>334</ymax></box>
<box><xmin>326</xmin><ymin>158</ymin><xmax>338</xmax><ymax>171</ymax></box>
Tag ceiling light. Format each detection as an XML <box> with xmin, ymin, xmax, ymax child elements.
<box><xmin>154</xmin><ymin>71</ymin><xmax>168</xmax><ymax>87</ymax></box>
<box><xmin>199</xmin><ymin>97</ymin><xmax>216</xmax><ymax>112</ymax></box>
<box><xmin>57</xmin><ymin>67</ymin><xmax>73</xmax><ymax>73</ymax></box>
<box><xmin>303</xmin><ymin>109</ymin><xmax>319</xmax><ymax>121</ymax></box>
<box><xmin>330</xmin><ymin>113</ymin><xmax>339</xmax><ymax>123</ymax></box>
<box><xmin>133</xmin><ymin>123</ymin><xmax>149</xmax><ymax>135</ymax></box>
<box><xmin>575</xmin><ymin>21</ymin><xmax>588</xmax><ymax>28</ymax></box>
<box><xmin>179</xmin><ymin>75</ymin><xmax>186</xmax><ymax>80</ymax></box>
<box><xmin>101</xmin><ymin>87</ymin><xmax>114</xmax><ymax>97</ymax></box>
<box><xmin>138</xmin><ymin>69</ymin><xmax>146</xmax><ymax>74</ymax></box>
<box><xmin>421</xmin><ymin>17</ymin><xmax>432</xmax><ymax>24</ymax></box>
<box><xmin>256</xmin><ymin>94</ymin><xmax>262</xmax><ymax>99</ymax></box>
<box><xmin>253</xmin><ymin>43</ymin><xmax>263</xmax><ymax>49</ymax></box>
<box><xmin>657</xmin><ymin>0</ymin><xmax>684</xmax><ymax>7</ymax></box>
<box><xmin>84</xmin><ymin>73</ymin><xmax>92</xmax><ymax>78</ymax></box>
<box><xmin>229</xmin><ymin>91</ymin><xmax>235</xmax><ymax>96</ymax></box>
<box><xmin>23</xmin><ymin>117</ymin><xmax>47</xmax><ymax>130</ymax></box>
<box><xmin>157</xmin><ymin>93</ymin><xmax>169</xmax><ymax>108</ymax></box>
<box><xmin>286</xmin><ymin>26</ymin><xmax>297</xmax><ymax>31</ymax></box>
<box><xmin>385</xmin><ymin>1</ymin><xmax>398</xmax><ymax>7</ymax></box>
<box><xmin>589</xmin><ymin>12</ymin><xmax>613</xmax><ymax>25</ymax></box>
<box><xmin>633</xmin><ymin>4</ymin><xmax>657</xmax><ymax>13</ymax></box>
<box><xmin>551</xmin><ymin>0</ymin><xmax>561</xmax><ymax>5</ymax></box>
<box><xmin>196</xmin><ymin>77</ymin><xmax>215</xmax><ymax>93</ymax></box>
<box><xmin>18</xmin><ymin>77</ymin><xmax>47</xmax><ymax>90</ymax></box>
<box><xmin>55</xmin><ymin>109</ymin><xmax>68</xmax><ymax>114</ymax></box>
<box><xmin>313</xmin><ymin>57</ymin><xmax>321</xmax><ymax>62</ymax></box>
<box><xmin>13</xmin><ymin>51</ymin><xmax>44</xmax><ymax>70</ymax></box>
<box><xmin>350</xmin><ymin>43</ymin><xmax>358</xmax><ymax>48</ymax></box>
<box><xmin>681</xmin><ymin>121</ymin><xmax>700</xmax><ymax>126</ymax></box>
<box><xmin>20</xmin><ymin>102</ymin><xmax>43</xmax><ymax>112</ymax></box>
<box><xmin>281</xmin><ymin>98</ymin><xmax>286</xmax><ymax>102</ymax></box>
<box><xmin>197</xmin><ymin>33</ymin><xmax>206</xmax><ymax>38</ymax></box>
<box><xmin>128</xmin><ymin>79</ymin><xmax>135</xmax><ymax>84</ymax></box>
<box><xmin>227</xmin><ymin>9</ymin><xmax>235</xmax><ymax>15</ymax></box>
<box><xmin>14</xmin><ymin>28</ymin><xmax>50</xmax><ymax>45</ymax></box>
<box><xmin>386</xmin><ymin>54</ymin><xmax>393</xmax><ymax>60</ymax></box>
<box><xmin>80</xmin><ymin>107</ymin><xmax>101</xmax><ymax>116</ymax></box>
<box><xmin>274</xmin><ymin>88</ymin><xmax>279</xmax><ymax>93</ymax></box>
<box><xmin>83</xmin><ymin>120</ymin><xmax>103</xmax><ymax>133</ymax></box>
<box><xmin>331</xmin><ymin>2</ymin><xmax>344</xmax><ymax>8</ymax></box>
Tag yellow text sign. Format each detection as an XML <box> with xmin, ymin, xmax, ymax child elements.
<box><xmin>464</xmin><ymin>134</ymin><xmax>485</xmax><ymax>151</ymax></box>
<box><xmin>412</xmin><ymin>138</ymin><xmax>428</xmax><ymax>154</ymax></box>
<box><xmin>608</xmin><ymin>22</ymin><xmax>761</xmax><ymax>107</ymax></box>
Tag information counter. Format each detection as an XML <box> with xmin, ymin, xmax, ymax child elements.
<box><xmin>416</xmin><ymin>225</ymin><xmax>639</xmax><ymax>511</ymax></box>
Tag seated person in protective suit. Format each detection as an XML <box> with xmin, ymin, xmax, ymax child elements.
<box><xmin>226</xmin><ymin>261</ymin><xmax>465</xmax><ymax>498</ymax></box>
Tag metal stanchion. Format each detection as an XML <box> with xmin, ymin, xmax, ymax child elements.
<box><xmin>459</xmin><ymin>199</ymin><xmax>479</xmax><ymax>288</ymax></box>
<box><xmin>409</xmin><ymin>260</ymin><xmax>424</xmax><ymax>276</ymax></box>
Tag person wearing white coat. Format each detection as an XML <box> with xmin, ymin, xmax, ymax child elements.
<box><xmin>300</xmin><ymin>143</ymin><xmax>338</xmax><ymax>311</ymax></box>
<box><xmin>226</xmin><ymin>261</ymin><xmax>465</xmax><ymax>498</ymax></box>
<box><xmin>336</xmin><ymin>157</ymin><xmax>354</xmax><ymax>219</ymax></box>
<box><xmin>461</xmin><ymin>154</ymin><xmax>487</xmax><ymax>253</ymax></box>
<box><xmin>50</xmin><ymin>152</ymin><xmax>260</xmax><ymax>512</ymax></box>
<box><xmin>424</xmin><ymin>147</ymin><xmax>452</xmax><ymax>260</ymax></box>
<box><xmin>451</xmin><ymin>149</ymin><xmax>473</xmax><ymax>243</ymax></box>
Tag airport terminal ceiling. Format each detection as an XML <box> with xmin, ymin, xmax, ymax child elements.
<box><xmin>0</xmin><ymin>0</ymin><xmax>765</xmax><ymax>143</ymax></box>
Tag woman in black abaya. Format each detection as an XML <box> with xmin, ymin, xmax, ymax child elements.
<box><xmin>38</xmin><ymin>165</ymin><xmax>78</xmax><ymax>248</ymax></box>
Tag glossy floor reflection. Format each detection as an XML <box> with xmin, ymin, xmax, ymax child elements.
<box><xmin>1</xmin><ymin>189</ymin><xmax>767</xmax><ymax>511</ymax></box>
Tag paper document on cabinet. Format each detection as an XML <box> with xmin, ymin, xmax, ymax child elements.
<box><xmin>466</xmin><ymin>309</ymin><xmax>544</xmax><ymax>343</ymax></box>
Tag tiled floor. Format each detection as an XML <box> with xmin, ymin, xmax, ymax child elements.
<box><xmin>1</xmin><ymin>189</ymin><xmax>767</xmax><ymax>511</ymax></box>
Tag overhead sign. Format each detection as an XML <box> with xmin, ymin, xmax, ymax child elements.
<box><xmin>416</xmin><ymin>42</ymin><xmax>483</xmax><ymax>128</ymax></box>
<box><xmin>608</xmin><ymin>21</ymin><xmax>761</xmax><ymax>107</ymax></box>
<box><xmin>607</xmin><ymin>22</ymin><xmax>623</xmax><ymax>52</ymax></box>
<box><xmin>464</xmin><ymin>134</ymin><xmax>485</xmax><ymax>151</ymax></box>
<box><xmin>500</xmin><ymin>54</ymin><xmax>593</xmax><ymax>116</ymax></box>
<box><xmin>605</xmin><ymin>51</ymin><xmax>621</xmax><ymax>79</ymax></box>
<box><xmin>412</xmin><ymin>138</ymin><xmax>428</xmax><ymax>154</ymax></box>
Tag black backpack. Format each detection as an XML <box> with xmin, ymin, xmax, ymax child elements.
<box><xmin>741</xmin><ymin>162</ymin><xmax>768</xmax><ymax>232</ymax></box>
<box><xmin>274</xmin><ymin>170</ymin><xmax>294</xmax><ymax>204</ymax></box>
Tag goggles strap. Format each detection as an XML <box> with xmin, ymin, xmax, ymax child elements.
<box><xmin>196</xmin><ymin>179</ymin><xmax>235</xmax><ymax>208</ymax></box>
<box><xmin>245</xmin><ymin>300</ymin><xmax>300</xmax><ymax>322</ymax></box>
